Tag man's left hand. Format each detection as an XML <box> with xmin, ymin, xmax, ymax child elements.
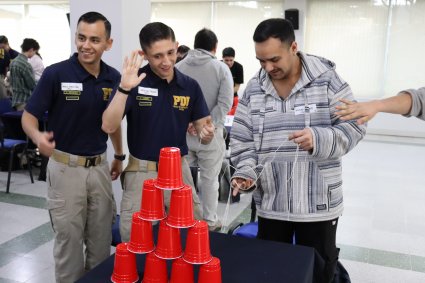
<box><xmin>110</xmin><ymin>159</ymin><xmax>123</xmax><ymax>180</ymax></box>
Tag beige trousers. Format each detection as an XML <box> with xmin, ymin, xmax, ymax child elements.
<box><xmin>47</xmin><ymin>152</ymin><xmax>115</xmax><ymax>283</ymax></box>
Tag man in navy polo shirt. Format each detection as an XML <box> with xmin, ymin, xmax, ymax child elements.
<box><xmin>102</xmin><ymin>22</ymin><xmax>215</xmax><ymax>242</ymax></box>
<box><xmin>22</xmin><ymin>12</ymin><xmax>123</xmax><ymax>283</ymax></box>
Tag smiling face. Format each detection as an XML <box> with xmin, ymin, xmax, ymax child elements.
<box><xmin>75</xmin><ymin>20</ymin><xmax>112</xmax><ymax>69</ymax></box>
<box><xmin>255</xmin><ymin>37</ymin><xmax>298</xmax><ymax>81</ymax></box>
<box><xmin>142</xmin><ymin>38</ymin><xmax>178</xmax><ymax>82</ymax></box>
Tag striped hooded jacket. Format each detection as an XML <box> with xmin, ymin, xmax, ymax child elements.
<box><xmin>230</xmin><ymin>52</ymin><xmax>367</xmax><ymax>222</ymax></box>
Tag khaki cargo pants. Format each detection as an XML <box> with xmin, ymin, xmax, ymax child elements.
<box><xmin>47</xmin><ymin>150</ymin><xmax>116</xmax><ymax>283</ymax></box>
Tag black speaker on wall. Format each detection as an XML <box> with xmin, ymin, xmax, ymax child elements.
<box><xmin>285</xmin><ymin>9</ymin><xmax>299</xmax><ymax>30</ymax></box>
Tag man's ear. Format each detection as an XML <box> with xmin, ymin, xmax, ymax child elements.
<box><xmin>291</xmin><ymin>41</ymin><xmax>298</xmax><ymax>55</ymax></box>
<box><xmin>105</xmin><ymin>38</ymin><xmax>113</xmax><ymax>51</ymax></box>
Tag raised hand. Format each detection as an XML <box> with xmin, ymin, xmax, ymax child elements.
<box><xmin>120</xmin><ymin>50</ymin><xmax>146</xmax><ymax>90</ymax></box>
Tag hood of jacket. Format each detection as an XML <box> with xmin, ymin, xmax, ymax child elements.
<box><xmin>181</xmin><ymin>48</ymin><xmax>216</xmax><ymax>66</ymax></box>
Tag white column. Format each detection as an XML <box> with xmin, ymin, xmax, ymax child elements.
<box><xmin>69</xmin><ymin>0</ymin><xmax>151</xmax><ymax>210</ymax></box>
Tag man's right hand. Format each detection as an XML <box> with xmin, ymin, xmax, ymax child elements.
<box><xmin>231</xmin><ymin>177</ymin><xmax>254</xmax><ymax>196</ymax></box>
<box><xmin>335</xmin><ymin>98</ymin><xmax>378</xmax><ymax>125</ymax></box>
<box><xmin>119</xmin><ymin>50</ymin><xmax>146</xmax><ymax>91</ymax></box>
<box><xmin>35</xmin><ymin>131</ymin><xmax>55</xmax><ymax>157</ymax></box>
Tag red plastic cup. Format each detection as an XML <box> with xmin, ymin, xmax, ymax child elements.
<box><xmin>166</xmin><ymin>185</ymin><xmax>196</xmax><ymax>228</ymax></box>
<box><xmin>143</xmin><ymin>252</ymin><xmax>168</xmax><ymax>283</ymax></box>
<box><xmin>139</xmin><ymin>179</ymin><xmax>166</xmax><ymax>221</ymax></box>
<box><xmin>198</xmin><ymin>257</ymin><xmax>222</xmax><ymax>283</ymax></box>
<box><xmin>183</xmin><ymin>220</ymin><xmax>213</xmax><ymax>264</ymax></box>
<box><xmin>154</xmin><ymin>220</ymin><xmax>183</xmax><ymax>259</ymax></box>
<box><xmin>128</xmin><ymin>212</ymin><xmax>155</xmax><ymax>254</ymax></box>
<box><xmin>155</xmin><ymin>147</ymin><xmax>184</xmax><ymax>190</ymax></box>
<box><xmin>111</xmin><ymin>242</ymin><xmax>139</xmax><ymax>283</ymax></box>
<box><xmin>170</xmin><ymin>257</ymin><xmax>194</xmax><ymax>283</ymax></box>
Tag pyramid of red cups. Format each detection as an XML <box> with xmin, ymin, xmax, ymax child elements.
<box><xmin>111</xmin><ymin>147</ymin><xmax>222</xmax><ymax>283</ymax></box>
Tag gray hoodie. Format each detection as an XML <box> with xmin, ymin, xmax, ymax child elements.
<box><xmin>400</xmin><ymin>87</ymin><xmax>425</xmax><ymax>121</ymax></box>
<box><xmin>176</xmin><ymin>49</ymin><xmax>233</xmax><ymax>127</ymax></box>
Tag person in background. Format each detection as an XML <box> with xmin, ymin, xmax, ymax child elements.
<box><xmin>0</xmin><ymin>45</ymin><xmax>9</xmax><ymax>98</ymax></box>
<box><xmin>9</xmin><ymin>38</ymin><xmax>38</xmax><ymax>110</ymax></box>
<box><xmin>336</xmin><ymin>88</ymin><xmax>425</xmax><ymax>123</ymax></box>
<box><xmin>176</xmin><ymin>28</ymin><xmax>233</xmax><ymax>231</ymax></box>
<box><xmin>222</xmin><ymin>46</ymin><xmax>243</xmax><ymax>149</ymax></box>
<box><xmin>222</xmin><ymin>46</ymin><xmax>243</xmax><ymax>111</ymax></box>
<box><xmin>0</xmin><ymin>35</ymin><xmax>20</xmax><ymax>60</ymax></box>
<box><xmin>230</xmin><ymin>18</ymin><xmax>366</xmax><ymax>283</ymax></box>
<box><xmin>176</xmin><ymin>44</ymin><xmax>190</xmax><ymax>63</ymax></box>
<box><xmin>22</xmin><ymin>12</ymin><xmax>123</xmax><ymax>283</ymax></box>
<box><xmin>102</xmin><ymin>22</ymin><xmax>215</xmax><ymax>242</ymax></box>
<box><xmin>0</xmin><ymin>35</ymin><xmax>19</xmax><ymax>98</ymax></box>
<box><xmin>0</xmin><ymin>43</ymin><xmax>11</xmax><ymax>78</ymax></box>
<box><xmin>28</xmin><ymin>51</ymin><xmax>45</xmax><ymax>83</ymax></box>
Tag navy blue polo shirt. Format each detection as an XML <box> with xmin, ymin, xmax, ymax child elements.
<box><xmin>117</xmin><ymin>64</ymin><xmax>209</xmax><ymax>162</ymax></box>
<box><xmin>26</xmin><ymin>53</ymin><xmax>120</xmax><ymax>156</ymax></box>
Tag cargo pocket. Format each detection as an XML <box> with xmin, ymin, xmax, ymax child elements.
<box><xmin>47</xmin><ymin>199</ymin><xmax>66</xmax><ymax>237</ymax></box>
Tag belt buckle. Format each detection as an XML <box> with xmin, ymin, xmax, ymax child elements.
<box><xmin>84</xmin><ymin>157</ymin><xmax>98</xmax><ymax>168</ymax></box>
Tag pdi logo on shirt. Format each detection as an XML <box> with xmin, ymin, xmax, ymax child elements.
<box><xmin>173</xmin><ymin>96</ymin><xmax>190</xmax><ymax>111</ymax></box>
<box><xmin>102</xmin><ymin>88</ymin><xmax>113</xmax><ymax>101</ymax></box>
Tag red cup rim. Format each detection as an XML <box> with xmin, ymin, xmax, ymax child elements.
<box><xmin>127</xmin><ymin>245</ymin><xmax>155</xmax><ymax>254</ymax></box>
<box><xmin>154</xmin><ymin>251</ymin><xmax>183</xmax><ymax>260</ymax></box>
<box><xmin>138</xmin><ymin>213</ymin><xmax>167</xmax><ymax>221</ymax></box>
<box><xmin>182</xmin><ymin>255</ymin><xmax>213</xmax><ymax>265</ymax></box>
<box><xmin>111</xmin><ymin>275</ymin><xmax>139</xmax><ymax>283</ymax></box>
<box><xmin>166</xmin><ymin>219</ymin><xmax>196</xmax><ymax>229</ymax></box>
<box><xmin>154</xmin><ymin>183</ymin><xmax>185</xmax><ymax>190</ymax></box>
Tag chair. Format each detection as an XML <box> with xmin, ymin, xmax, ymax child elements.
<box><xmin>0</xmin><ymin>98</ymin><xmax>34</xmax><ymax>193</ymax></box>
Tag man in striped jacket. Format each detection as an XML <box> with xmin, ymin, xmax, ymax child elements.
<box><xmin>230</xmin><ymin>18</ymin><xmax>366</xmax><ymax>283</ymax></box>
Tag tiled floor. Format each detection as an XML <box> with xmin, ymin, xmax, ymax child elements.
<box><xmin>1</xmin><ymin>136</ymin><xmax>425</xmax><ymax>282</ymax></box>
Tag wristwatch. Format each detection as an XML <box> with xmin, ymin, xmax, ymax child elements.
<box><xmin>114</xmin><ymin>154</ymin><xmax>126</xmax><ymax>161</ymax></box>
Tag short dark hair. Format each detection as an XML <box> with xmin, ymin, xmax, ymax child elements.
<box><xmin>194</xmin><ymin>28</ymin><xmax>217</xmax><ymax>51</ymax></box>
<box><xmin>177</xmin><ymin>45</ymin><xmax>190</xmax><ymax>54</ymax></box>
<box><xmin>21</xmin><ymin>38</ymin><xmax>40</xmax><ymax>52</ymax></box>
<box><xmin>78</xmin><ymin>11</ymin><xmax>112</xmax><ymax>39</ymax></box>
<box><xmin>222</xmin><ymin>47</ymin><xmax>235</xmax><ymax>57</ymax></box>
<box><xmin>139</xmin><ymin>22</ymin><xmax>175</xmax><ymax>52</ymax></box>
<box><xmin>253</xmin><ymin>18</ymin><xmax>295</xmax><ymax>46</ymax></box>
<box><xmin>0</xmin><ymin>35</ymin><xmax>8</xmax><ymax>44</ymax></box>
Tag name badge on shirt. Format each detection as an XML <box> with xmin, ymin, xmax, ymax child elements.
<box><xmin>138</xmin><ymin>87</ymin><xmax>158</xmax><ymax>96</ymax></box>
<box><xmin>294</xmin><ymin>104</ymin><xmax>317</xmax><ymax>115</ymax></box>
<box><xmin>225</xmin><ymin>115</ymin><xmax>234</xmax><ymax>127</ymax></box>
<box><xmin>61</xmin><ymin>82</ymin><xmax>83</xmax><ymax>91</ymax></box>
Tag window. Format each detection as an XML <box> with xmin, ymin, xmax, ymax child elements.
<box><xmin>0</xmin><ymin>3</ymin><xmax>71</xmax><ymax>67</ymax></box>
<box><xmin>305</xmin><ymin>0</ymin><xmax>425</xmax><ymax>99</ymax></box>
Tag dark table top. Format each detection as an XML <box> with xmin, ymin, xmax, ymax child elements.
<box><xmin>77</xmin><ymin>228</ymin><xmax>314</xmax><ymax>283</ymax></box>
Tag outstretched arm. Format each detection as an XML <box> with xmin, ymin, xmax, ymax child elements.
<box><xmin>336</xmin><ymin>92</ymin><xmax>413</xmax><ymax>125</ymax></box>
